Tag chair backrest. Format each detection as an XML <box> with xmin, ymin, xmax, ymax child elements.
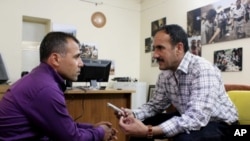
<box><xmin>227</xmin><ymin>90</ymin><xmax>250</xmax><ymax>125</ymax></box>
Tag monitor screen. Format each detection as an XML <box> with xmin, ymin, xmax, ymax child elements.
<box><xmin>0</xmin><ymin>54</ymin><xmax>9</xmax><ymax>84</ymax></box>
<box><xmin>76</xmin><ymin>58</ymin><xmax>111</xmax><ymax>88</ymax></box>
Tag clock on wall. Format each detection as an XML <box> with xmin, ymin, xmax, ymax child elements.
<box><xmin>91</xmin><ymin>11</ymin><xmax>106</xmax><ymax>28</ymax></box>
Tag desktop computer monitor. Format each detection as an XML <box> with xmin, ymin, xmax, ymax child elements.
<box><xmin>0</xmin><ymin>53</ymin><xmax>8</xmax><ymax>84</ymax></box>
<box><xmin>76</xmin><ymin>58</ymin><xmax>111</xmax><ymax>89</ymax></box>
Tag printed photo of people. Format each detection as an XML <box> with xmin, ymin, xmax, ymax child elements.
<box><xmin>80</xmin><ymin>43</ymin><xmax>98</xmax><ymax>59</ymax></box>
<box><xmin>187</xmin><ymin>0</ymin><xmax>250</xmax><ymax>46</ymax></box>
<box><xmin>188</xmin><ymin>37</ymin><xmax>202</xmax><ymax>56</ymax></box>
<box><xmin>151</xmin><ymin>52</ymin><xmax>158</xmax><ymax>67</ymax></box>
<box><xmin>145</xmin><ymin>37</ymin><xmax>153</xmax><ymax>53</ymax></box>
<box><xmin>187</xmin><ymin>8</ymin><xmax>202</xmax><ymax>56</ymax></box>
<box><xmin>110</xmin><ymin>61</ymin><xmax>115</xmax><ymax>75</ymax></box>
<box><xmin>151</xmin><ymin>17</ymin><xmax>166</xmax><ymax>36</ymax></box>
<box><xmin>214</xmin><ymin>47</ymin><xmax>242</xmax><ymax>72</ymax></box>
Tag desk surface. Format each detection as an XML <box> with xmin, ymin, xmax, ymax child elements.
<box><xmin>65</xmin><ymin>88</ymin><xmax>135</xmax><ymax>94</ymax></box>
<box><xmin>0</xmin><ymin>84</ymin><xmax>9</xmax><ymax>93</ymax></box>
<box><xmin>0</xmin><ymin>85</ymin><xmax>135</xmax><ymax>94</ymax></box>
<box><xmin>0</xmin><ymin>85</ymin><xmax>9</xmax><ymax>100</ymax></box>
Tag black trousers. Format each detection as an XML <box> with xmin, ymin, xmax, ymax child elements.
<box><xmin>129</xmin><ymin>112</ymin><xmax>235</xmax><ymax>141</ymax></box>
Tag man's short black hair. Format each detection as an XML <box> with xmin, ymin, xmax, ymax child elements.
<box><xmin>39</xmin><ymin>32</ymin><xmax>80</xmax><ymax>62</ymax></box>
<box><xmin>156</xmin><ymin>24</ymin><xmax>189</xmax><ymax>52</ymax></box>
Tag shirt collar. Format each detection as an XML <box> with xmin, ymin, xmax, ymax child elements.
<box><xmin>39</xmin><ymin>63</ymin><xmax>67</xmax><ymax>92</ymax></box>
<box><xmin>177</xmin><ymin>52</ymin><xmax>193</xmax><ymax>74</ymax></box>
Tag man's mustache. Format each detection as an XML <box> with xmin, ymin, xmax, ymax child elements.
<box><xmin>156</xmin><ymin>58</ymin><xmax>164</xmax><ymax>63</ymax></box>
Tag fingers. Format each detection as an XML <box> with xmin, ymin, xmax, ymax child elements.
<box><xmin>114</xmin><ymin>107</ymin><xmax>133</xmax><ymax>119</ymax></box>
<box><xmin>112</xmin><ymin>127</ymin><xmax>118</xmax><ymax>134</ymax></box>
<box><xmin>106</xmin><ymin>127</ymin><xmax>118</xmax><ymax>141</ymax></box>
<box><xmin>119</xmin><ymin>116</ymin><xmax>125</xmax><ymax>126</ymax></box>
<box><xmin>115</xmin><ymin>111</ymin><xmax>123</xmax><ymax>118</ymax></box>
<box><xmin>119</xmin><ymin>116</ymin><xmax>133</xmax><ymax>126</ymax></box>
<box><xmin>121</xmin><ymin>107</ymin><xmax>132</xmax><ymax>117</ymax></box>
<box><xmin>110</xmin><ymin>128</ymin><xmax>118</xmax><ymax>140</ymax></box>
<box><xmin>96</xmin><ymin>121</ymin><xmax>112</xmax><ymax>128</ymax></box>
<box><xmin>101</xmin><ymin>124</ymin><xmax>119</xmax><ymax>141</ymax></box>
<box><xmin>104</xmin><ymin>122</ymin><xmax>112</xmax><ymax>127</ymax></box>
<box><xmin>108</xmin><ymin>135</ymin><xmax>117</xmax><ymax>141</ymax></box>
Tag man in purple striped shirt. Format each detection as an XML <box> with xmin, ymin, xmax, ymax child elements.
<box><xmin>0</xmin><ymin>32</ymin><xmax>117</xmax><ymax>141</ymax></box>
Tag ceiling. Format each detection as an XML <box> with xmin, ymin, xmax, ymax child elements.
<box><xmin>129</xmin><ymin>0</ymin><xmax>145</xmax><ymax>4</ymax></box>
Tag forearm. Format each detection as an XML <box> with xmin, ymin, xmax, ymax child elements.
<box><xmin>134</xmin><ymin>125</ymin><xmax>165</xmax><ymax>138</ymax></box>
<box><xmin>76</xmin><ymin>122</ymin><xmax>94</xmax><ymax>128</ymax></box>
<box><xmin>30</xmin><ymin>91</ymin><xmax>105</xmax><ymax>141</ymax></box>
<box><xmin>152</xmin><ymin>126</ymin><xmax>164</xmax><ymax>137</ymax></box>
<box><xmin>133</xmin><ymin>95</ymin><xmax>171</xmax><ymax>120</ymax></box>
<box><xmin>209</xmin><ymin>28</ymin><xmax>220</xmax><ymax>43</ymax></box>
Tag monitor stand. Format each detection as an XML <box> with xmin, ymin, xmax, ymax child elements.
<box><xmin>89</xmin><ymin>80</ymin><xmax>106</xmax><ymax>90</ymax></box>
<box><xmin>66</xmin><ymin>80</ymin><xmax>72</xmax><ymax>88</ymax></box>
<box><xmin>89</xmin><ymin>80</ymin><xmax>100</xmax><ymax>90</ymax></box>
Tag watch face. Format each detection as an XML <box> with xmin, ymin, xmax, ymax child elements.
<box><xmin>91</xmin><ymin>11</ymin><xmax>106</xmax><ymax>28</ymax></box>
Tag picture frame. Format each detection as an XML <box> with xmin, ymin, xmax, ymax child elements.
<box><xmin>187</xmin><ymin>0</ymin><xmax>250</xmax><ymax>46</ymax></box>
<box><xmin>214</xmin><ymin>47</ymin><xmax>242</xmax><ymax>72</ymax></box>
<box><xmin>145</xmin><ymin>37</ymin><xmax>152</xmax><ymax>53</ymax></box>
<box><xmin>151</xmin><ymin>17</ymin><xmax>166</xmax><ymax>36</ymax></box>
<box><xmin>147</xmin><ymin>85</ymin><xmax>155</xmax><ymax>101</ymax></box>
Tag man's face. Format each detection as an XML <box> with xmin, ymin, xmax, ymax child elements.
<box><xmin>152</xmin><ymin>31</ymin><xmax>180</xmax><ymax>71</ymax></box>
<box><xmin>57</xmin><ymin>39</ymin><xmax>83</xmax><ymax>81</ymax></box>
<box><xmin>236</xmin><ymin>0</ymin><xmax>241</xmax><ymax>6</ymax></box>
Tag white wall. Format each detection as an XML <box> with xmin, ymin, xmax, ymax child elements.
<box><xmin>0</xmin><ymin>0</ymin><xmax>141</xmax><ymax>83</ymax></box>
<box><xmin>1</xmin><ymin>0</ymin><xmax>250</xmax><ymax>86</ymax></box>
<box><xmin>140</xmin><ymin>0</ymin><xmax>250</xmax><ymax>85</ymax></box>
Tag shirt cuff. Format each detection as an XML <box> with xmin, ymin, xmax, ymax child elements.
<box><xmin>76</xmin><ymin>123</ymin><xmax>94</xmax><ymax>128</ymax></box>
<box><xmin>95</xmin><ymin>126</ymin><xmax>105</xmax><ymax>140</ymax></box>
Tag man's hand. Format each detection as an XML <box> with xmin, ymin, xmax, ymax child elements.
<box><xmin>118</xmin><ymin>116</ymin><xmax>147</xmax><ymax>137</ymax></box>
<box><xmin>114</xmin><ymin>107</ymin><xmax>135</xmax><ymax>119</ymax></box>
<box><xmin>95</xmin><ymin>121</ymin><xmax>118</xmax><ymax>141</ymax></box>
<box><xmin>119</xmin><ymin>117</ymin><xmax>164</xmax><ymax>138</ymax></box>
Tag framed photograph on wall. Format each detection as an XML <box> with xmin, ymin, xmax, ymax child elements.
<box><xmin>214</xmin><ymin>47</ymin><xmax>242</xmax><ymax>72</ymax></box>
<box><xmin>80</xmin><ymin>42</ymin><xmax>98</xmax><ymax>59</ymax></box>
<box><xmin>145</xmin><ymin>37</ymin><xmax>153</xmax><ymax>53</ymax></box>
<box><xmin>187</xmin><ymin>0</ymin><xmax>250</xmax><ymax>46</ymax></box>
<box><xmin>151</xmin><ymin>17</ymin><xmax>166</xmax><ymax>36</ymax></box>
<box><xmin>187</xmin><ymin>8</ymin><xmax>202</xmax><ymax>56</ymax></box>
<box><xmin>151</xmin><ymin>52</ymin><xmax>158</xmax><ymax>67</ymax></box>
<box><xmin>147</xmin><ymin>85</ymin><xmax>155</xmax><ymax>101</ymax></box>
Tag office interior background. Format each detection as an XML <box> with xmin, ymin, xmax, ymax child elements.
<box><xmin>1</xmin><ymin>0</ymin><xmax>250</xmax><ymax>87</ymax></box>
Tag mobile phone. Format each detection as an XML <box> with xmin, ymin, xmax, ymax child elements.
<box><xmin>107</xmin><ymin>102</ymin><xmax>124</xmax><ymax>114</ymax></box>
